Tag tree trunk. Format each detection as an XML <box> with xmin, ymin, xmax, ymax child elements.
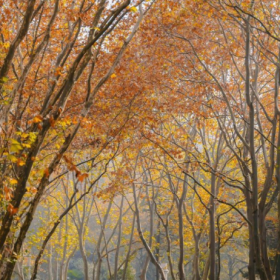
<box><xmin>114</xmin><ymin>196</ymin><xmax>124</xmax><ymax>280</ymax></box>
<box><xmin>202</xmin><ymin>253</ymin><xmax>210</xmax><ymax>280</ymax></box>
<box><xmin>209</xmin><ymin>173</ymin><xmax>216</xmax><ymax>280</ymax></box>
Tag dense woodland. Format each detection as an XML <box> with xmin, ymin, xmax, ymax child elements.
<box><xmin>0</xmin><ymin>0</ymin><xmax>280</xmax><ymax>279</ymax></box>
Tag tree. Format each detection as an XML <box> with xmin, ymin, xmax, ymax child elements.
<box><xmin>1</xmin><ymin>1</ymin><xmax>279</xmax><ymax>280</ymax></box>
<box><xmin>0</xmin><ymin>0</ymin><xmax>152</xmax><ymax>278</ymax></box>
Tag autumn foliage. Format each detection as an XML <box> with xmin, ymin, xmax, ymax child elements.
<box><xmin>0</xmin><ymin>1</ymin><xmax>280</xmax><ymax>280</ymax></box>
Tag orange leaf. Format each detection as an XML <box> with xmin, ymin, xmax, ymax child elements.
<box><xmin>4</xmin><ymin>186</ymin><xmax>13</xmax><ymax>201</ymax></box>
<box><xmin>7</xmin><ymin>204</ymin><xmax>18</xmax><ymax>216</ymax></box>
<box><xmin>30</xmin><ymin>187</ymin><xmax>37</xmax><ymax>194</ymax></box>
<box><xmin>49</xmin><ymin>116</ymin><xmax>55</xmax><ymax>127</ymax></box>
<box><xmin>4</xmin><ymin>186</ymin><xmax>10</xmax><ymax>194</ymax></box>
<box><xmin>77</xmin><ymin>173</ymin><xmax>89</xmax><ymax>182</ymax></box>
<box><xmin>17</xmin><ymin>158</ymin><xmax>25</xmax><ymax>166</ymax></box>
<box><xmin>33</xmin><ymin>115</ymin><xmax>43</xmax><ymax>123</ymax></box>
<box><xmin>44</xmin><ymin>168</ymin><xmax>50</xmax><ymax>177</ymax></box>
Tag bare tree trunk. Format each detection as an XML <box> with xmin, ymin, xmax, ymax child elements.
<box><xmin>155</xmin><ymin>220</ymin><xmax>161</xmax><ymax>280</ymax></box>
<box><xmin>93</xmin><ymin>200</ymin><xmax>113</xmax><ymax>280</ymax></box>
<box><xmin>244</xmin><ymin>19</ymin><xmax>268</xmax><ymax>280</ymax></box>
<box><xmin>79</xmin><ymin>226</ymin><xmax>89</xmax><ymax>280</ymax></box>
<box><xmin>202</xmin><ymin>253</ymin><xmax>210</xmax><ymax>280</ymax></box>
<box><xmin>132</xmin><ymin>177</ymin><xmax>167</xmax><ymax>280</ymax></box>
<box><xmin>176</xmin><ymin>170</ymin><xmax>189</xmax><ymax>280</ymax></box>
<box><xmin>140</xmin><ymin>256</ymin><xmax>150</xmax><ymax>280</ymax></box>
<box><xmin>48</xmin><ymin>244</ymin><xmax>54</xmax><ymax>280</ymax></box>
<box><xmin>63</xmin><ymin>247</ymin><xmax>77</xmax><ymax>280</ymax></box>
<box><xmin>140</xmin><ymin>183</ymin><xmax>155</xmax><ymax>280</ymax></box>
<box><xmin>122</xmin><ymin>213</ymin><xmax>136</xmax><ymax>280</ymax></box>
<box><xmin>114</xmin><ymin>196</ymin><xmax>124</xmax><ymax>280</ymax></box>
<box><xmin>192</xmin><ymin>236</ymin><xmax>201</xmax><ymax>280</ymax></box>
<box><xmin>209</xmin><ymin>173</ymin><xmax>216</xmax><ymax>280</ymax></box>
<box><xmin>60</xmin><ymin>185</ymin><xmax>69</xmax><ymax>280</ymax></box>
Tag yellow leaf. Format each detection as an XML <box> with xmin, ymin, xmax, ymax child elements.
<box><xmin>8</xmin><ymin>178</ymin><xmax>18</xmax><ymax>185</ymax></box>
<box><xmin>128</xmin><ymin>6</ymin><xmax>137</xmax><ymax>13</ymax></box>
<box><xmin>7</xmin><ymin>154</ymin><xmax>18</xmax><ymax>163</ymax></box>
<box><xmin>91</xmin><ymin>27</ymin><xmax>100</xmax><ymax>31</ymax></box>
<box><xmin>111</xmin><ymin>73</ymin><xmax>117</xmax><ymax>78</ymax></box>
<box><xmin>22</xmin><ymin>143</ymin><xmax>31</xmax><ymax>148</ymax></box>
<box><xmin>131</xmin><ymin>6</ymin><xmax>137</xmax><ymax>12</ymax></box>
<box><xmin>10</xmin><ymin>145</ymin><xmax>22</xmax><ymax>153</ymax></box>
<box><xmin>21</xmin><ymin>133</ymin><xmax>29</xmax><ymax>139</ymax></box>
